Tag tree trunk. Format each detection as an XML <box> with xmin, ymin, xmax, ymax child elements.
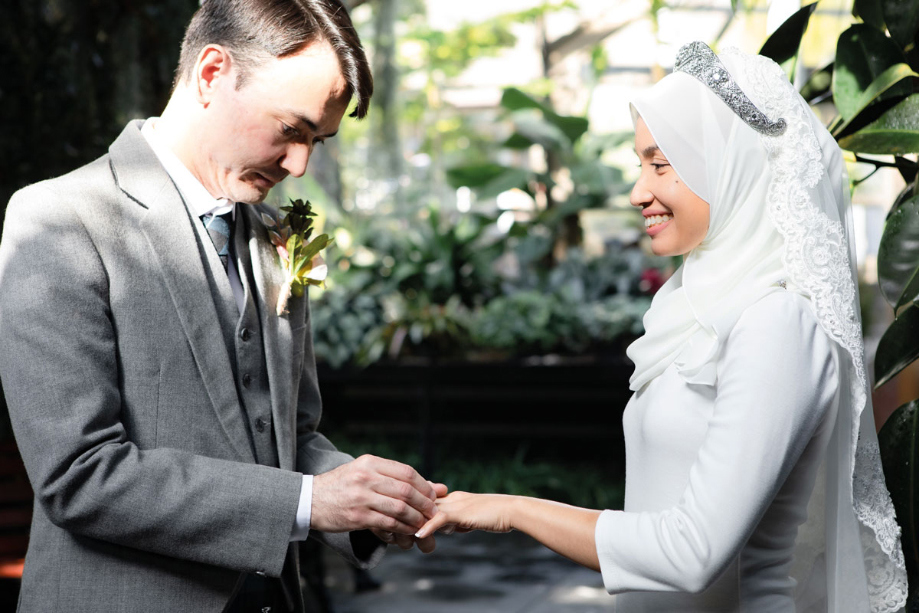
<box><xmin>371</xmin><ymin>0</ymin><xmax>402</xmax><ymax>181</ymax></box>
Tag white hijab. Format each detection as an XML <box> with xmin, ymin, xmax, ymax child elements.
<box><xmin>626</xmin><ymin>46</ymin><xmax>907</xmax><ymax>612</ymax></box>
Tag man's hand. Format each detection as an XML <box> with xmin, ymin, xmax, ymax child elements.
<box><xmin>311</xmin><ymin>455</ymin><xmax>444</xmax><ymax>539</ymax></box>
<box><xmin>370</xmin><ymin>482</ymin><xmax>448</xmax><ymax>553</ymax></box>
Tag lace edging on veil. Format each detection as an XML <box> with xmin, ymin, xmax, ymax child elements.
<box><xmin>727</xmin><ymin>48</ymin><xmax>908</xmax><ymax>613</ymax></box>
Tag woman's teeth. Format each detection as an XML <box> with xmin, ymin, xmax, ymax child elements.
<box><xmin>645</xmin><ymin>214</ymin><xmax>673</xmax><ymax>229</ymax></box>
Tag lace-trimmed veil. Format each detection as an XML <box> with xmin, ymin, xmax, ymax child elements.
<box><xmin>627</xmin><ymin>43</ymin><xmax>908</xmax><ymax>612</ymax></box>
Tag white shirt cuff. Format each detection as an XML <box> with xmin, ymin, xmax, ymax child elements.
<box><xmin>290</xmin><ymin>474</ymin><xmax>313</xmax><ymax>541</ymax></box>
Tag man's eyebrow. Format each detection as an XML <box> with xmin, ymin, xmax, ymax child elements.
<box><xmin>291</xmin><ymin>112</ymin><xmax>338</xmax><ymax>138</ymax></box>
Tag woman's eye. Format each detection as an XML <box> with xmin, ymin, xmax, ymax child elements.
<box><xmin>651</xmin><ymin>163</ymin><xmax>670</xmax><ymax>171</ymax></box>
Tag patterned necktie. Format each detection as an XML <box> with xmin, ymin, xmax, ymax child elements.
<box><xmin>202</xmin><ymin>212</ymin><xmax>233</xmax><ymax>271</ymax></box>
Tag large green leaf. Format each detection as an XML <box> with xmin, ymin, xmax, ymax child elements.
<box><xmin>446</xmin><ymin>162</ymin><xmax>516</xmax><ymax>188</ymax></box>
<box><xmin>511</xmin><ymin>112</ymin><xmax>571</xmax><ymax>151</ymax></box>
<box><xmin>833</xmin><ymin>63</ymin><xmax>919</xmax><ymax>137</ymax></box>
<box><xmin>500</xmin><ymin>87</ymin><xmax>589</xmax><ymax>144</ymax></box>
<box><xmin>502</xmin><ymin>132</ymin><xmax>534</xmax><ymax>149</ymax></box>
<box><xmin>879</xmin><ymin>195</ymin><xmax>919</xmax><ymax>309</ymax></box>
<box><xmin>799</xmin><ymin>63</ymin><xmax>834</xmax><ymax>103</ymax></box>
<box><xmin>853</xmin><ymin>0</ymin><xmax>886</xmax><ymax>29</ymax></box>
<box><xmin>895</xmin><ymin>155</ymin><xmax>919</xmax><ymax>184</ymax></box>
<box><xmin>838</xmin><ymin>94</ymin><xmax>919</xmax><ymax>153</ymax></box>
<box><xmin>759</xmin><ymin>2</ymin><xmax>818</xmax><ymax>65</ymax></box>
<box><xmin>890</xmin><ymin>181</ymin><xmax>917</xmax><ymax>216</ymax></box>
<box><xmin>875</xmin><ymin>303</ymin><xmax>919</xmax><ymax>388</ymax></box>
<box><xmin>500</xmin><ymin>87</ymin><xmax>547</xmax><ymax>113</ymax></box>
<box><xmin>882</xmin><ymin>0</ymin><xmax>919</xmax><ymax>51</ymax></box>
<box><xmin>878</xmin><ymin>398</ymin><xmax>919</xmax><ymax>589</ymax></box>
<box><xmin>833</xmin><ymin>24</ymin><xmax>909</xmax><ymax>121</ymax></box>
<box><xmin>476</xmin><ymin>167</ymin><xmax>531</xmax><ymax>200</ymax></box>
<box><xmin>551</xmin><ymin>115</ymin><xmax>590</xmax><ymax>145</ymax></box>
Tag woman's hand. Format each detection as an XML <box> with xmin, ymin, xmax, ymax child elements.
<box><xmin>414</xmin><ymin>492</ymin><xmax>515</xmax><ymax>538</ymax></box>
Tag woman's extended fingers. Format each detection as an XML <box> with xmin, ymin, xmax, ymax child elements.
<box><xmin>415</xmin><ymin>512</ymin><xmax>451</xmax><ymax>539</ymax></box>
<box><xmin>414</xmin><ymin>492</ymin><xmax>514</xmax><ymax>539</ymax></box>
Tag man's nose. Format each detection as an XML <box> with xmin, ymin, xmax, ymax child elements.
<box><xmin>280</xmin><ymin>143</ymin><xmax>311</xmax><ymax>178</ymax></box>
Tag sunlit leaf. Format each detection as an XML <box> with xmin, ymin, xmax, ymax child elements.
<box><xmin>759</xmin><ymin>2</ymin><xmax>818</xmax><ymax>65</ymax></box>
<box><xmin>261</xmin><ymin>212</ymin><xmax>276</xmax><ymax>227</ymax></box>
<box><xmin>300</xmin><ymin>234</ymin><xmax>333</xmax><ymax>264</ymax></box>
<box><xmin>833</xmin><ymin>63</ymin><xmax>919</xmax><ymax>137</ymax></box>
<box><xmin>875</xmin><ymin>303</ymin><xmax>919</xmax><ymax>388</ymax></box>
<box><xmin>832</xmin><ymin>24</ymin><xmax>909</xmax><ymax>121</ymax></box>
<box><xmin>286</xmin><ymin>234</ymin><xmax>303</xmax><ymax>261</ymax></box>
<box><xmin>838</xmin><ymin>94</ymin><xmax>919</xmax><ymax>153</ymax></box>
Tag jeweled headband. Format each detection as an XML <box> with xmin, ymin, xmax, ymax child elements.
<box><xmin>674</xmin><ymin>41</ymin><xmax>787</xmax><ymax>136</ymax></box>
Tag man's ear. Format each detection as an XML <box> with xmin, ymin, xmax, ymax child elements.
<box><xmin>194</xmin><ymin>44</ymin><xmax>233</xmax><ymax>106</ymax></box>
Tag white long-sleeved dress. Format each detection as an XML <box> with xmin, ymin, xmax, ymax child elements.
<box><xmin>596</xmin><ymin>291</ymin><xmax>840</xmax><ymax>612</ymax></box>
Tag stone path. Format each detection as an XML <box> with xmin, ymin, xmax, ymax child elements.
<box><xmin>322</xmin><ymin>531</ymin><xmax>617</xmax><ymax>613</ymax></box>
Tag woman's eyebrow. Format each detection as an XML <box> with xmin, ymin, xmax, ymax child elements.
<box><xmin>641</xmin><ymin>144</ymin><xmax>661</xmax><ymax>158</ymax></box>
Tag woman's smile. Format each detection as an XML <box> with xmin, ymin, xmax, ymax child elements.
<box><xmin>644</xmin><ymin>213</ymin><xmax>673</xmax><ymax>235</ymax></box>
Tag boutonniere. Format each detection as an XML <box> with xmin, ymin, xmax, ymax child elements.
<box><xmin>262</xmin><ymin>198</ymin><xmax>334</xmax><ymax>316</ymax></box>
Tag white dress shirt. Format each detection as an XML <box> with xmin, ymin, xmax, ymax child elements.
<box><xmin>596</xmin><ymin>291</ymin><xmax>839</xmax><ymax>612</ymax></box>
<box><xmin>141</xmin><ymin>118</ymin><xmax>313</xmax><ymax>542</ymax></box>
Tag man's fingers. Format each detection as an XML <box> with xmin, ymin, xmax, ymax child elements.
<box><xmin>371</xmin><ymin>528</ymin><xmax>394</xmax><ymax>544</ymax></box>
<box><xmin>390</xmin><ymin>533</ymin><xmax>415</xmax><ymax>550</ymax></box>
<box><xmin>311</xmin><ymin>456</ymin><xmax>443</xmax><ymax>533</ymax></box>
<box><xmin>415</xmin><ymin>534</ymin><xmax>437</xmax><ymax>554</ymax></box>
<box><xmin>359</xmin><ymin>455</ymin><xmax>439</xmax><ymax>501</ymax></box>
<box><xmin>367</xmin><ymin>510</ymin><xmax>419</xmax><ymax>536</ymax></box>
<box><xmin>366</xmin><ymin>470</ymin><xmax>439</xmax><ymax>521</ymax></box>
<box><xmin>431</xmin><ymin>482</ymin><xmax>449</xmax><ymax>498</ymax></box>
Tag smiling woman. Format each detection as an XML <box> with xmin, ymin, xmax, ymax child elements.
<box><xmin>416</xmin><ymin>42</ymin><xmax>908</xmax><ymax>613</ymax></box>
<box><xmin>631</xmin><ymin>119</ymin><xmax>710</xmax><ymax>256</ymax></box>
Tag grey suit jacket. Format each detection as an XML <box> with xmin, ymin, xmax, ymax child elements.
<box><xmin>0</xmin><ymin>121</ymin><xmax>383</xmax><ymax>612</ymax></box>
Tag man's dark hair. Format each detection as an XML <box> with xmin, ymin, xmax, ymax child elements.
<box><xmin>176</xmin><ymin>0</ymin><xmax>373</xmax><ymax>118</ymax></box>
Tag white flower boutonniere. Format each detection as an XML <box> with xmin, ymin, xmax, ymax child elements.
<box><xmin>262</xmin><ymin>198</ymin><xmax>334</xmax><ymax>316</ymax></box>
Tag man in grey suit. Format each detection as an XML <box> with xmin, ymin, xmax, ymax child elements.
<box><xmin>0</xmin><ymin>1</ymin><xmax>444</xmax><ymax>611</ymax></box>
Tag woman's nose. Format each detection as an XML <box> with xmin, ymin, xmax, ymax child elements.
<box><xmin>630</xmin><ymin>172</ymin><xmax>652</xmax><ymax>209</ymax></box>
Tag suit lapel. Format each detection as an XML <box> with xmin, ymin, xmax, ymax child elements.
<box><xmin>243</xmin><ymin>204</ymin><xmax>296</xmax><ymax>471</ymax></box>
<box><xmin>109</xmin><ymin>121</ymin><xmax>255</xmax><ymax>464</ymax></box>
